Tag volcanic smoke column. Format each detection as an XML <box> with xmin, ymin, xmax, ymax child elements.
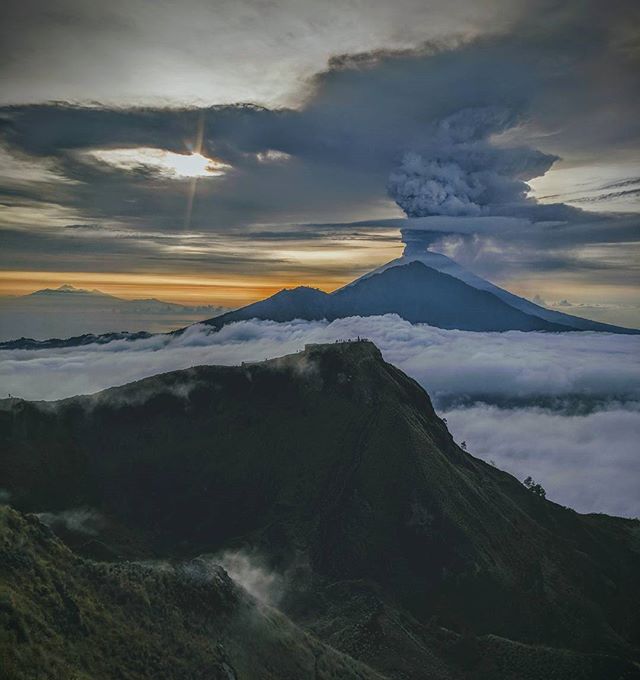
<box><xmin>388</xmin><ymin>106</ymin><xmax>558</xmax><ymax>218</ymax></box>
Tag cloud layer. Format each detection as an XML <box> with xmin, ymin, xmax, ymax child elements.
<box><xmin>442</xmin><ymin>404</ymin><xmax>640</xmax><ymax>517</ymax></box>
<box><xmin>2</xmin><ymin>315</ymin><xmax>638</xmax><ymax>516</ymax></box>
<box><xmin>1</xmin><ymin>0</ymin><xmax>638</xmax><ymax>309</ymax></box>
<box><xmin>1</xmin><ymin>0</ymin><xmax>525</xmax><ymax>108</ymax></box>
<box><xmin>3</xmin><ymin>315</ymin><xmax>639</xmax><ymax>404</ymax></box>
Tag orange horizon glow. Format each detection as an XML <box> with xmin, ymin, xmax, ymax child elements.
<box><xmin>0</xmin><ymin>270</ymin><xmax>357</xmax><ymax>306</ymax></box>
<box><xmin>0</xmin><ymin>239</ymin><xmax>404</xmax><ymax>306</ymax></box>
<box><xmin>1</xmin><ymin>258</ymin><xmax>635</xmax><ymax>310</ymax></box>
<box><xmin>1</xmin><ymin>266</ymin><xmax>638</xmax><ymax>328</ymax></box>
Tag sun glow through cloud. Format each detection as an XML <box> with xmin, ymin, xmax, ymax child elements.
<box><xmin>88</xmin><ymin>147</ymin><xmax>231</xmax><ymax>178</ymax></box>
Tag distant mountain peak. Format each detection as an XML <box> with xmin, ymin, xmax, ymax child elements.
<box><xmin>57</xmin><ymin>283</ymin><xmax>103</xmax><ymax>293</ymax></box>
<box><xmin>28</xmin><ymin>284</ymin><xmax>113</xmax><ymax>298</ymax></box>
<box><xmin>0</xmin><ymin>287</ymin><xmax>232</xmax><ymax>345</ymax></box>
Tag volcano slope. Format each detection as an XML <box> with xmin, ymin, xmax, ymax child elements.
<box><xmin>1</xmin><ymin>341</ymin><xmax>639</xmax><ymax>679</ymax></box>
<box><xmin>200</xmin><ymin>261</ymin><xmax>571</xmax><ymax>333</ymax></box>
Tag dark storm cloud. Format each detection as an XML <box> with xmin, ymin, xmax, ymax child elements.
<box><xmin>0</xmin><ymin>102</ymin><xmax>394</xmax><ymax>231</ymax></box>
<box><xmin>387</xmin><ymin>107</ymin><xmax>559</xmax><ymax>217</ymax></box>
<box><xmin>0</xmin><ymin>104</ymin><xmax>275</xmax><ymax>159</ymax></box>
<box><xmin>0</xmin><ymin>0</ymin><xmax>638</xmax><ymax>282</ymax></box>
<box><xmin>1</xmin><ymin>0</ymin><xmax>534</xmax><ymax>107</ymax></box>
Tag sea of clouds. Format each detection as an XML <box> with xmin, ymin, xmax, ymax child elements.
<box><xmin>2</xmin><ymin>314</ymin><xmax>638</xmax><ymax>517</ymax></box>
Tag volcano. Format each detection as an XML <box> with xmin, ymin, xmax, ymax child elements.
<box><xmin>2</xmin><ymin>248</ymin><xmax>637</xmax><ymax>350</ymax></box>
<box><xmin>201</xmin><ymin>248</ymin><xmax>638</xmax><ymax>333</ymax></box>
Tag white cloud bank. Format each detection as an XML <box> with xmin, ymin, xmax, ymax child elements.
<box><xmin>1</xmin><ymin>314</ymin><xmax>639</xmax><ymax>516</ymax></box>
<box><xmin>442</xmin><ymin>404</ymin><xmax>640</xmax><ymax>518</ymax></box>
<box><xmin>2</xmin><ymin>315</ymin><xmax>639</xmax><ymax>403</ymax></box>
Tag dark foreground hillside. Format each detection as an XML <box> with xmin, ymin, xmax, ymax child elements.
<box><xmin>1</xmin><ymin>341</ymin><xmax>639</xmax><ymax>679</ymax></box>
<box><xmin>0</xmin><ymin>506</ymin><xmax>383</xmax><ymax>680</ymax></box>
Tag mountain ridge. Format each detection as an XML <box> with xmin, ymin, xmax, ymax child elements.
<box><xmin>2</xmin><ymin>340</ymin><xmax>639</xmax><ymax>678</ymax></box>
<box><xmin>347</xmin><ymin>249</ymin><xmax>634</xmax><ymax>333</ymax></box>
<box><xmin>0</xmin><ymin>285</ymin><xmax>230</xmax><ymax>344</ymax></box>
<box><xmin>202</xmin><ymin>262</ymin><xmax>574</xmax><ymax>332</ymax></box>
<box><xmin>2</xmin><ymin>256</ymin><xmax>637</xmax><ymax>348</ymax></box>
<box><xmin>19</xmin><ymin>284</ymin><xmax>221</xmax><ymax>310</ymax></box>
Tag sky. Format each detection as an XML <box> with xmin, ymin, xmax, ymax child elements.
<box><xmin>2</xmin><ymin>2</ymin><xmax>639</xmax><ymax>520</ymax></box>
<box><xmin>1</xmin><ymin>0</ymin><xmax>639</xmax><ymax>323</ymax></box>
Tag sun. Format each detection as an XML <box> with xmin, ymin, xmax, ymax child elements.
<box><xmin>87</xmin><ymin>147</ymin><xmax>231</xmax><ymax>179</ymax></box>
<box><xmin>161</xmin><ymin>151</ymin><xmax>229</xmax><ymax>178</ymax></box>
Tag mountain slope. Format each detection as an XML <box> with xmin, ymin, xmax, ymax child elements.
<box><xmin>207</xmin><ymin>285</ymin><xmax>330</xmax><ymax>329</ymax></box>
<box><xmin>20</xmin><ymin>284</ymin><xmax>224</xmax><ymax>315</ymax></box>
<box><xmin>0</xmin><ymin>330</ymin><xmax>153</xmax><ymax>350</ymax></box>
<box><xmin>3</xmin><ymin>253</ymin><xmax>636</xmax><ymax>348</ymax></box>
<box><xmin>0</xmin><ymin>506</ymin><xmax>383</xmax><ymax>680</ymax></box>
<box><xmin>350</xmin><ymin>249</ymin><xmax>638</xmax><ymax>333</ymax></box>
<box><xmin>330</xmin><ymin>262</ymin><xmax>568</xmax><ymax>331</ymax></box>
<box><xmin>1</xmin><ymin>341</ymin><xmax>639</xmax><ymax>678</ymax></box>
<box><xmin>0</xmin><ymin>284</ymin><xmax>229</xmax><ymax>342</ymax></box>
<box><xmin>204</xmin><ymin>262</ymin><xmax>570</xmax><ymax>332</ymax></box>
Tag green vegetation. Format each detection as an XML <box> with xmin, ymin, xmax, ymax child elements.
<box><xmin>523</xmin><ymin>476</ymin><xmax>547</xmax><ymax>498</ymax></box>
<box><xmin>0</xmin><ymin>506</ymin><xmax>383</xmax><ymax>680</ymax></box>
<box><xmin>1</xmin><ymin>341</ymin><xmax>639</xmax><ymax>679</ymax></box>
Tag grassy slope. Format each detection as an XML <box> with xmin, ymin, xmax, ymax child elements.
<box><xmin>1</xmin><ymin>341</ymin><xmax>640</xmax><ymax>678</ymax></box>
<box><xmin>0</xmin><ymin>506</ymin><xmax>383</xmax><ymax>680</ymax></box>
<box><xmin>2</xmin><ymin>505</ymin><xmax>635</xmax><ymax>680</ymax></box>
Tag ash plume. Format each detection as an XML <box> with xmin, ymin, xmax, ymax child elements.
<box><xmin>388</xmin><ymin>106</ymin><xmax>558</xmax><ymax>217</ymax></box>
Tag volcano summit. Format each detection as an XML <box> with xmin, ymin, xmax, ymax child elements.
<box><xmin>201</xmin><ymin>246</ymin><xmax>638</xmax><ymax>335</ymax></box>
